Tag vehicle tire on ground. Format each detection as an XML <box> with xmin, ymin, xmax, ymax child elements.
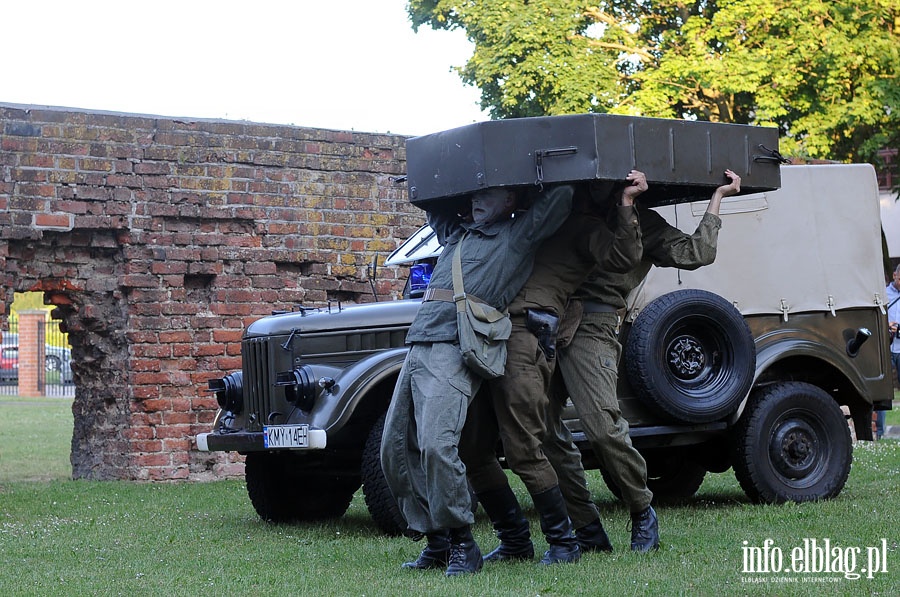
<box><xmin>360</xmin><ymin>411</ymin><xmax>479</xmax><ymax>536</ymax></box>
<box><xmin>624</xmin><ymin>289</ymin><xmax>756</xmax><ymax>423</ymax></box>
<box><xmin>732</xmin><ymin>381</ymin><xmax>852</xmax><ymax>503</ymax></box>
<box><xmin>599</xmin><ymin>450</ymin><xmax>707</xmax><ymax>504</ymax></box>
<box><xmin>46</xmin><ymin>354</ymin><xmax>62</xmax><ymax>372</ymax></box>
<box><xmin>245</xmin><ymin>451</ymin><xmax>359</xmax><ymax>523</ymax></box>
<box><xmin>361</xmin><ymin>413</ymin><xmax>407</xmax><ymax>536</ymax></box>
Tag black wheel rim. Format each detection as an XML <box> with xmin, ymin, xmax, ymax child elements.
<box><xmin>768</xmin><ymin>410</ymin><xmax>827</xmax><ymax>486</ymax></box>
<box><xmin>662</xmin><ymin>317</ymin><xmax>728</xmax><ymax>395</ymax></box>
<box><xmin>666</xmin><ymin>334</ymin><xmax>706</xmax><ymax>380</ymax></box>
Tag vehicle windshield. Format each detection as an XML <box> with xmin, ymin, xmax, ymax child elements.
<box><xmin>384</xmin><ymin>224</ymin><xmax>442</xmax><ymax>266</ymax></box>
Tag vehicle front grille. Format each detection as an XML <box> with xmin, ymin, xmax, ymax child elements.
<box><xmin>243</xmin><ymin>337</ymin><xmax>272</xmax><ymax>431</ymax></box>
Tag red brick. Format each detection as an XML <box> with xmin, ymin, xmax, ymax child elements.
<box><xmin>132</xmin><ymin>439</ymin><xmax>163</xmax><ymax>453</ymax></box>
<box><xmin>157</xmin><ymin>422</ymin><xmax>191</xmax><ymax>437</ymax></box>
<box><xmin>134</xmin><ymin>161</ymin><xmax>171</xmax><ymax>175</ymax></box>
<box><xmin>137</xmin><ymin>398</ymin><xmax>171</xmax><ymax>412</ymax></box>
<box><xmin>164</xmin><ymin>438</ymin><xmax>192</xmax><ymax>452</ymax></box>
<box><xmin>193</xmin><ymin>344</ymin><xmax>225</xmax><ymax>357</ymax></box>
<box><xmin>170</xmin><ymin>398</ymin><xmax>192</xmax><ymax>412</ymax></box>
<box><xmin>217</xmin><ymin>356</ymin><xmax>243</xmax><ymax>370</ymax></box>
<box><xmin>131</xmin><ymin>386</ymin><xmax>159</xmax><ymax>400</ymax></box>
<box><xmin>212</xmin><ymin>329</ymin><xmax>244</xmax><ymax>343</ymax></box>
<box><xmin>132</xmin><ymin>344</ymin><xmax>171</xmax><ymax>358</ymax></box>
<box><xmin>124</xmin><ymin>427</ymin><xmax>156</xmax><ymax>440</ymax></box>
<box><xmin>158</xmin><ymin>330</ymin><xmax>193</xmax><ymax>343</ymax></box>
<box><xmin>33</xmin><ymin>212</ymin><xmax>73</xmax><ymax>230</ymax></box>
<box><xmin>134</xmin><ymin>453</ymin><xmax>171</xmax><ymax>467</ymax></box>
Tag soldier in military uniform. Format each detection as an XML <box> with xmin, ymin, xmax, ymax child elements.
<box><xmin>381</xmin><ymin>184</ymin><xmax>573</xmax><ymax>576</ymax></box>
<box><xmin>459</xmin><ymin>171</ymin><xmax>646</xmax><ymax>565</ymax></box>
<box><xmin>543</xmin><ymin>169</ymin><xmax>742</xmax><ymax>553</ymax></box>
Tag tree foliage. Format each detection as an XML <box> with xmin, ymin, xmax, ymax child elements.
<box><xmin>409</xmin><ymin>1</ymin><xmax>627</xmax><ymax>117</ymax></box>
<box><xmin>408</xmin><ymin>0</ymin><xmax>900</xmax><ymax>162</ymax></box>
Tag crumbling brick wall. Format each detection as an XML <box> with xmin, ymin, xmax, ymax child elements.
<box><xmin>0</xmin><ymin>103</ymin><xmax>422</xmax><ymax>480</ymax></box>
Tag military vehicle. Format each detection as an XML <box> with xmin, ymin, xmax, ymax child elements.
<box><xmin>196</xmin><ymin>116</ymin><xmax>892</xmax><ymax>534</ymax></box>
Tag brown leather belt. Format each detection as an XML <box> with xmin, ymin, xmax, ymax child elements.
<box><xmin>423</xmin><ymin>288</ymin><xmax>456</xmax><ymax>302</ymax></box>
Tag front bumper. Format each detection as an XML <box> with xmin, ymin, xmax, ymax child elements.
<box><xmin>195</xmin><ymin>428</ymin><xmax>328</xmax><ymax>452</ymax></box>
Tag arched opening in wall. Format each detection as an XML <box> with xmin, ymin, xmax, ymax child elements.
<box><xmin>5</xmin><ymin>225</ymin><xmax>134</xmax><ymax>479</ymax></box>
<box><xmin>0</xmin><ymin>291</ymin><xmax>74</xmax><ymax>482</ymax></box>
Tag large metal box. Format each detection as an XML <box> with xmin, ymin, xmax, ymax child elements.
<box><xmin>406</xmin><ymin>114</ymin><xmax>783</xmax><ymax>207</ymax></box>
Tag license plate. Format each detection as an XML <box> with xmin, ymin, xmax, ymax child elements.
<box><xmin>263</xmin><ymin>424</ymin><xmax>309</xmax><ymax>449</ymax></box>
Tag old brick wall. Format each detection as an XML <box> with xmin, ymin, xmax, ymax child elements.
<box><xmin>0</xmin><ymin>103</ymin><xmax>424</xmax><ymax>480</ymax></box>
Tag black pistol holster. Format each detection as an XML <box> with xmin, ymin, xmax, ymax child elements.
<box><xmin>525</xmin><ymin>309</ymin><xmax>560</xmax><ymax>360</ymax></box>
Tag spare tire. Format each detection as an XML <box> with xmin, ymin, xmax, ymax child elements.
<box><xmin>624</xmin><ymin>289</ymin><xmax>755</xmax><ymax>423</ymax></box>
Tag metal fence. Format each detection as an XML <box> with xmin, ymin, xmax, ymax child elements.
<box><xmin>0</xmin><ymin>315</ymin><xmax>74</xmax><ymax>397</ymax></box>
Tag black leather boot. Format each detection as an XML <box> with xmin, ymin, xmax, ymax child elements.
<box><xmin>401</xmin><ymin>529</ymin><xmax>451</xmax><ymax>570</ymax></box>
<box><xmin>445</xmin><ymin>525</ymin><xmax>483</xmax><ymax>576</ymax></box>
<box><xmin>575</xmin><ymin>518</ymin><xmax>613</xmax><ymax>553</ymax></box>
<box><xmin>477</xmin><ymin>486</ymin><xmax>535</xmax><ymax>562</ymax></box>
<box><xmin>630</xmin><ymin>506</ymin><xmax>660</xmax><ymax>552</ymax></box>
<box><xmin>531</xmin><ymin>486</ymin><xmax>581</xmax><ymax>565</ymax></box>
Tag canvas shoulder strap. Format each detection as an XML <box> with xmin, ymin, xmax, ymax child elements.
<box><xmin>450</xmin><ymin>232</ymin><xmax>507</xmax><ymax>322</ymax></box>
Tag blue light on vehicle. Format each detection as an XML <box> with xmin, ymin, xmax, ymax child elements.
<box><xmin>409</xmin><ymin>263</ymin><xmax>433</xmax><ymax>293</ymax></box>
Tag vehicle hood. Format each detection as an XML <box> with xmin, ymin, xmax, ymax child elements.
<box><xmin>245</xmin><ymin>299</ymin><xmax>422</xmax><ymax>338</ymax></box>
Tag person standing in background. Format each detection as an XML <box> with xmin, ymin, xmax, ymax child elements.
<box><xmin>883</xmin><ymin>263</ymin><xmax>900</xmax><ymax>440</ymax></box>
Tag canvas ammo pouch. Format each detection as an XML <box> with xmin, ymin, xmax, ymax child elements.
<box><xmin>451</xmin><ymin>236</ymin><xmax>512</xmax><ymax>379</ymax></box>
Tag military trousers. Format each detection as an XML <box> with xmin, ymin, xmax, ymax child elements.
<box><xmin>380</xmin><ymin>341</ymin><xmax>482</xmax><ymax>533</ymax></box>
<box><xmin>460</xmin><ymin>318</ymin><xmax>559</xmax><ymax>495</ymax></box>
<box><xmin>544</xmin><ymin>311</ymin><xmax>652</xmax><ymax>525</ymax></box>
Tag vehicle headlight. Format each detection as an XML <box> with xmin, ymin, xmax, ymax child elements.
<box><xmin>275</xmin><ymin>365</ymin><xmax>317</xmax><ymax>412</ymax></box>
<box><xmin>208</xmin><ymin>372</ymin><xmax>243</xmax><ymax>414</ymax></box>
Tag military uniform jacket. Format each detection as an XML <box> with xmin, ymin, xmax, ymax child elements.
<box><xmin>575</xmin><ymin>209</ymin><xmax>722</xmax><ymax>308</ymax></box>
<box><xmin>406</xmin><ymin>185</ymin><xmax>574</xmax><ymax>344</ymax></box>
<box><xmin>508</xmin><ymin>204</ymin><xmax>643</xmax><ymax>316</ymax></box>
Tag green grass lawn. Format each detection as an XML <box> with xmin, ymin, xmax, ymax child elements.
<box><xmin>0</xmin><ymin>396</ymin><xmax>73</xmax><ymax>482</ymax></box>
<box><xmin>885</xmin><ymin>391</ymin><xmax>900</xmax><ymax>426</ymax></box>
<box><xmin>887</xmin><ymin>408</ymin><xmax>900</xmax><ymax>427</ymax></box>
<box><xmin>0</xmin><ymin>397</ymin><xmax>897</xmax><ymax>596</ymax></box>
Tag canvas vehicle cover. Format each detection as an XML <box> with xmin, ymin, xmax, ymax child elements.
<box><xmin>628</xmin><ymin>164</ymin><xmax>886</xmax><ymax>317</ymax></box>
